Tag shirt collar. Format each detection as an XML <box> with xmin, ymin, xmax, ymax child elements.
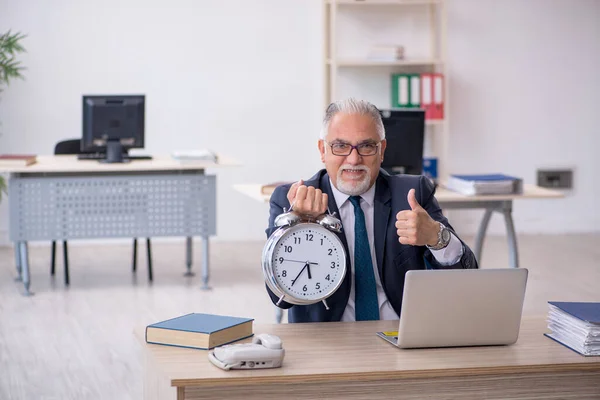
<box><xmin>329</xmin><ymin>178</ymin><xmax>376</xmax><ymax>208</ymax></box>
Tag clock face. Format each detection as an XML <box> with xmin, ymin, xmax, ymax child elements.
<box><xmin>270</xmin><ymin>223</ymin><xmax>346</xmax><ymax>302</ymax></box>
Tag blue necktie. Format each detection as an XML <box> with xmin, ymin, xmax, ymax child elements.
<box><xmin>349</xmin><ymin>196</ymin><xmax>380</xmax><ymax>321</ymax></box>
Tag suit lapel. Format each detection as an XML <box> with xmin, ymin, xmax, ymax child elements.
<box><xmin>374</xmin><ymin>173</ymin><xmax>392</xmax><ymax>278</ymax></box>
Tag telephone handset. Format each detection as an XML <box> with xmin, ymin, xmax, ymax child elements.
<box><xmin>208</xmin><ymin>334</ymin><xmax>285</xmax><ymax>370</ymax></box>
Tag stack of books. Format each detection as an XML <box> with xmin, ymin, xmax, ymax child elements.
<box><xmin>367</xmin><ymin>45</ymin><xmax>404</xmax><ymax>61</ymax></box>
<box><xmin>445</xmin><ymin>174</ymin><xmax>523</xmax><ymax>196</ymax></box>
<box><xmin>544</xmin><ymin>301</ymin><xmax>600</xmax><ymax>356</ymax></box>
<box><xmin>261</xmin><ymin>181</ymin><xmax>292</xmax><ymax>196</ymax></box>
<box><xmin>0</xmin><ymin>154</ymin><xmax>37</xmax><ymax>167</ymax></box>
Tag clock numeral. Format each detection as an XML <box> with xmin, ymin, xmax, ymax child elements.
<box><xmin>278</xmin><ymin>257</ymin><xmax>284</xmax><ymax>263</ymax></box>
<box><xmin>294</xmin><ymin>237</ymin><xmax>301</xmax><ymax>244</ymax></box>
<box><xmin>316</xmin><ymin>282</ymin><xmax>321</xmax><ymax>290</ymax></box>
<box><xmin>325</xmin><ymin>274</ymin><xmax>330</xmax><ymax>281</ymax></box>
<box><xmin>282</xmin><ymin>270</ymin><xmax>287</xmax><ymax>277</ymax></box>
<box><xmin>320</xmin><ymin>238</ymin><xmax>324</xmax><ymax>245</ymax></box>
<box><xmin>284</xmin><ymin>246</ymin><xmax>292</xmax><ymax>253</ymax></box>
<box><xmin>303</xmin><ymin>285</ymin><xmax>308</xmax><ymax>292</ymax></box>
<box><xmin>306</xmin><ymin>234</ymin><xmax>314</xmax><ymax>241</ymax></box>
<box><xmin>331</xmin><ymin>262</ymin><xmax>336</xmax><ymax>269</ymax></box>
<box><xmin>328</xmin><ymin>248</ymin><xmax>333</xmax><ymax>256</ymax></box>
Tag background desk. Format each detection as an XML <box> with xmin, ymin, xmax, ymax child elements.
<box><xmin>233</xmin><ymin>183</ymin><xmax>564</xmax><ymax>269</ymax></box>
<box><xmin>140</xmin><ymin>316</ymin><xmax>600</xmax><ymax>400</ymax></box>
<box><xmin>2</xmin><ymin>155</ymin><xmax>239</xmax><ymax>295</ymax></box>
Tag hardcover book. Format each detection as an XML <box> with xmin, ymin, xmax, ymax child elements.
<box><xmin>146</xmin><ymin>313</ymin><xmax>254</xmax><ymax>350</ymax></box>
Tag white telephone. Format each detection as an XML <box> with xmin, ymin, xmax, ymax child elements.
<box><xmin>208</xmin><ymin>334</ymin><xmax>285</xmax><ymax>370</ymax></box>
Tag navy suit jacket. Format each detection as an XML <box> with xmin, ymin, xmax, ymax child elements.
<box><xmin>265</xmin><ymin>169</ymin><xmax>478</xmax><ymax>323</ymax></box>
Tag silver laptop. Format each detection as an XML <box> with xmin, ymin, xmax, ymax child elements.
<box><xmin>377</xmin><ymin>268</ymin><xmax>528</xmax><ymax>348</ymax></box>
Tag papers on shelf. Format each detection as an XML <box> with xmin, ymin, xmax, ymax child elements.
<box><xmin>367</xmin><ymin>45</ymin><xmax>404</xmax><ymax>61</ymax></box>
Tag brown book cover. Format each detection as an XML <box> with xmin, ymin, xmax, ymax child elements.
<box><xmin>0</xmin><ymin>154</ymin><xmax>37</xmax><ymax>166</ymax></box>
<box><xmin>261</xmin><ymin>181</ymin><xmax>292</xmax><ymax>195</ymax></box>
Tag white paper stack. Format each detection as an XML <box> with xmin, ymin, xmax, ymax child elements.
<box><xmin>171</xmin><ymin>149</ymin><xmax>218</xmax><ymax>163</ymax></box>
<box><xmin>445</xmin><ymin>174</ymin><xmax>522</xmax><ymax>196</ymax></box>
<box><xmin>545</xmin><ymin>302</ymin><xmax>600</xmax><ymax>356</ymax></box>
<box><xmin>367</xmin><ymin>45</ymin><xmax>404</xmax><ymax>61</ymax></box>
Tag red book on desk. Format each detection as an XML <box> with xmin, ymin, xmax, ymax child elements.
<box><xmin>0</xmin><ymin>154</ymin><xmax>37</xmax><ymax>167</ymax></box>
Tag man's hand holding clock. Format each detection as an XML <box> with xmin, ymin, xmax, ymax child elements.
<box><xmin>262</xmin><ymin>180</ymin><xmax>346</xmax><ymax>308</ymax></box>
<box><xmin>287</xmin><ymin>180</ymin><xmax>329</xmax><ymax>218</ymax></box>
<box><xmin>395</xmin><ymin>189</ymin><xmax>451</xmax><ymax>250</ymax></box>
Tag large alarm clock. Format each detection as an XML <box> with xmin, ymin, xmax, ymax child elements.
<box><xmin>262</xmin><ymin>208</ymin><xmax>347</xmax><ymax>310</ymax></box>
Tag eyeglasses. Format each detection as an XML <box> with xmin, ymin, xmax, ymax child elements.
<box><xmin>325</xmin><ymin>141</ymin><xmax>381</xmax><ymax>156</ymax></box>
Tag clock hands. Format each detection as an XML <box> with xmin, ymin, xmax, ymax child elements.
<box><xmin>291</xmin><ymin>264</ymin><xmax>307</xmax><ymax>286</ymax></box>
<box><xmin>281</xmin><ymin>259</ymin><xmax>318</xmax><ymax>265</ymax></box>
<box><xmin>291</xmin><ymin>262</ymin><xmax>314</xmax><ymax>286</ymax></box>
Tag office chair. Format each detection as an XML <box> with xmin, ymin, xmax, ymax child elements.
<box><xmin>52</xmin><ymin>139</ymin><xmax>153</xmax><ymax>284</ymax></box>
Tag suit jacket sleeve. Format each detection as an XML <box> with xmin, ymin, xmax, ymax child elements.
<box><xmin>417</xmin><ymin>176</ymin><xmax>479</xmax><ymax>270</ymax></box>
<box><xmin>264</xmin><ymin>184</ymin><xmax>295</xmax><ymax>309</ymax></box>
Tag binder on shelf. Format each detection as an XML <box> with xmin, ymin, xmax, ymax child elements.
<box><xmin>432</xmin><ymin>73</ymin><xmax>444</xmax><ymax>119</ymax></box>
<box><xmin>409</xmin><ymin>74</ymin><xmax>420</xmax><ymax>108</ymax></box>
<box><xmin>391</xmin><ymin>74</ymin><xmax>410</xmax><ymax>108</ymax></box>
<box><xmin>420</xmin><ymin>73</ymin><xmax>435</xmax><ymax>120</ymax></box>
<box><xmin>391</xmin><ymin>73</ymin><xmax>420</xmax><ymax>108</ymax></box>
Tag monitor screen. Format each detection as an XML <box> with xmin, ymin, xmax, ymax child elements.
<box><xmin>82</xmin><ymin>95</ymin><xmax>145</xmax><ymax>154</ymax></box>
<box><xmin>380</xmin><ymin>109</ymin><xmax>425</xmax><ymax>175</ymax></box>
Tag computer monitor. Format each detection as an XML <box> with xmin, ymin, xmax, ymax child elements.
<box><xmin>380</xmin><ymin>109</ymin><xmax>425</xmax><ymax>175</ymax></box>
<box><xmin>82</xmin><ymin>95</ymin><xmax>145</xmax><ymax>163</ymax></box>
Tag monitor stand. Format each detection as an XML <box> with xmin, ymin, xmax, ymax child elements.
<box><xmin>101</xmin><ymin>140</ymin><xmax>129</xmax><ymax>164</ymax></box>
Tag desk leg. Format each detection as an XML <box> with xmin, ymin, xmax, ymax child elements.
<box><xmin>184</xmin><ymin>236</ymin><xmax>195</xmax><ymax>277</ymax></box>
<box><xmin>200</xmin><ymin>236</ymin><xmax>211</xmax><ymax>290</ymax></box>
<box><xmin>474</xmin><ymin>209</ymin><xmax>493</xmax><ymax>266</ymax></box>
<box><xmin>14</xmin><ymin>243</ymin><xmax>22</xmax><ymax>282</ymax></box>
<box><xmin>18</xmin><ymin>241</ymin><xmax>33</xmax><ymax>296</ymax></box>
<box><xmin>502</xmin><ymin>208</ymin><xmax>520</xmax><ymax>268</ymax></box>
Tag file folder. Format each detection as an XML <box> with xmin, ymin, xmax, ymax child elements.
<box><xmin>433</xmin><ymin>73</ymin><xmax>444</xmax><ymax>119</ymax></box>
<box><xmin>420</xmin><ymin>73</ymin><xmax>434</xmax><ymax>119</ymax></box>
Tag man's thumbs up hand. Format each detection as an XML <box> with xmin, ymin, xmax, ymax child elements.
<box><xmin>395</xmin><ymin>189</ymin><xmax>440</xmax><ymax>246</ymax></box>
<box><xmin>407</xmin><ymin>189</ymin><xmax>424</xmax><ymax>211</ymax></box>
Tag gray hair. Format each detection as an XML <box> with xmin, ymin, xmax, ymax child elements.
<box><xmin>320</xmin><ymin>98</ymin><xmax>386</xmax><ymax>140</ymax></box>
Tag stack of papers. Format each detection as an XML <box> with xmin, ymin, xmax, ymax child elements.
<box><xmin>171</xmin><ymin>149</ymin><xmax>218</xmax><ymax>163</ymax></box>
<box><xmin>446</xmin><ymin>174</ymin><xmax>523</xmax><ymax>196</ymax></box>
<box><xmin>367</xmin><ymin>45</ymin><xmax>404</xmax><ymax>61</ymax></box>
<box><xmin>545</xmin><ymin>302</ymin><xmax>600</xmax><ymax>356</ymax></box>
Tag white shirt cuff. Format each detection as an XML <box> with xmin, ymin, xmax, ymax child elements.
<box><xmin>429</xmin><ymin>232</ymin><xmax>464</xmax><ymax>266</ymax></box>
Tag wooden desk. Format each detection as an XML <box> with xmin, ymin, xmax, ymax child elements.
<box><xmin>233</xmin><ymin>183</ymin><xmax>564</xmax><ymax>269</ymax></box>
<box><xmin>140</xmin><ymin>317</ymin><xmax>600</xmax><ymax>400</ymax></box>
<box><xmin>2</xmin><ymin>155</ymin><xmax>239</xmax><ymax>295</ymax></box>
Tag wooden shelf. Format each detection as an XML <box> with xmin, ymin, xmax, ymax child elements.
<box><xmin>327</xmin><ymin>0</ymin><xmax>440</xmax><ymax>5</ymax></box>
<box><xmin>328</xmin><ymin>58</ymin><xmax>443</xmax><ymax>67</ymax></box>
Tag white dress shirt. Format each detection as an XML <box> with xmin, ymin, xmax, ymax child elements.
<box><xmin>328</xmin><ymin>180</ymin><xmax>464</xmax><ymax>321</ymax></box>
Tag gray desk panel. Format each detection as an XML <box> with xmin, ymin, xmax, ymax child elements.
<box><xmin>9</xmin><ymin>172</ymin><xmax>216</xmax><ymax>241</ymax></box>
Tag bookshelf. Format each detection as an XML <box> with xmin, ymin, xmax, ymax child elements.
<box><xmin>323</xmin><ymin>0</ymin><xmax>449</xmax><ymax>180</ymax></box>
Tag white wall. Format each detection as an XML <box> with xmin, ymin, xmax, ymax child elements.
<box><xmin>0</xmin><ymin>0</ymin><xmax>325</xmax><ymax>244</ymax></box>
<box><xmin>446</xmin><ymin>0</ymin><xmax>600</xmax><ymax>234</ymax></box>
<box><xmin>1</xmin><ymin>0</ymin><xmax>598</xmax><ymax>245</ymax></box>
